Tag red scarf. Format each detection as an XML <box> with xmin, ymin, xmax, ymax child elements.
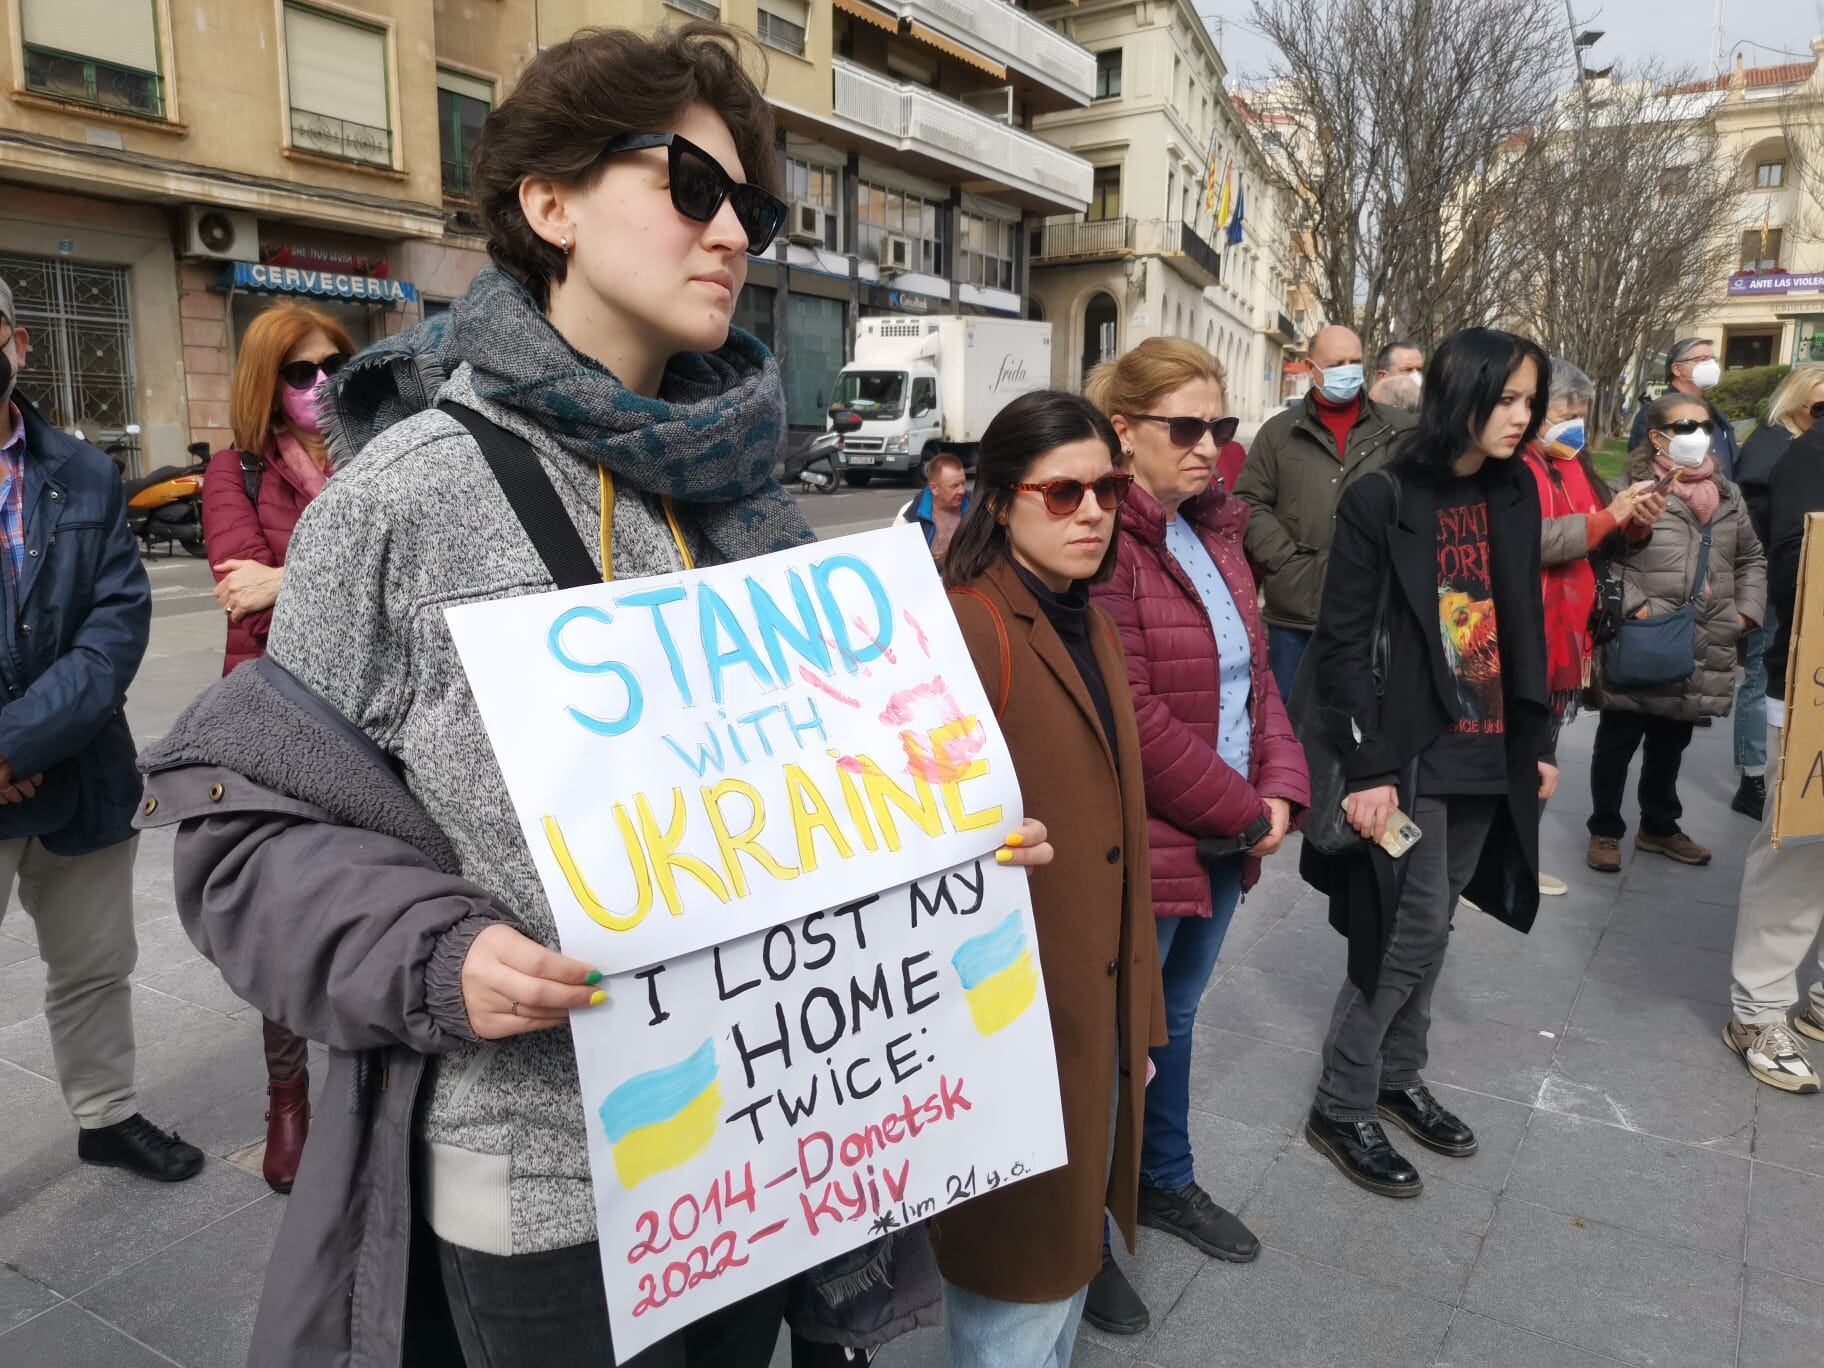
<box><xmin>1523</xmin><ymin>442</ymin><xmax>1601</xmax><ymax>711</ymax></box>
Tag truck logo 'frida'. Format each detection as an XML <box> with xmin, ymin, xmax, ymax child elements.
<box><xmin>990</xmin><ymin>355</ymin><xmax>1031</xmax><ymax>392</ymax></box>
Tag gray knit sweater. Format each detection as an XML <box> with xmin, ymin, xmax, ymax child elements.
<box><xmin>268</xmin><ymin>365</ymin><xmax>701</xmax><ymax>1254</ymax></box>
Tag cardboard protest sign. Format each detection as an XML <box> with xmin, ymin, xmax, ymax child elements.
<box><xmin>445</xmin><ymin>527</ymin><xmax>1020</xmax><ymax>972</ymax></box>
<box><xmin>1774</xmin><ymin>512</ymin><xmax>1824</xmax><ymax>846</ymax></box>
<box><xmin>584</xmin><ymin>857</ymin><xmax>1066</xmax><ymax>1358</ymax></box>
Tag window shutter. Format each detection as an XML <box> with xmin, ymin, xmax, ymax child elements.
<box><xmin>22</xmin><ymin>0</ymin><xmax>160</xmax><ymax>74</ymax></box>
<box><xmin>762</xmin><ymin>0</ymin><xmax>809</xmax><ymax>27</ymax></box>
<box><xmin>436</xmin><ymin>68</ymin><xmax>493</xmax><ymax>105</ymax></box>
<box><xmin>284</xmin><ymin>4</ymin><xmax>389</xmax><ymax>132</ymax></box>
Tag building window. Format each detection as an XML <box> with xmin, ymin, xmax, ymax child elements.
<box><xmin>785</xmin><ymin>294</ymin><xmax>845</xmax><ymax>426</ymax></box>
<box><xmin>757</xmin><ymin>0</ymin><xmax>809</xmax><ymax>58</ymax></box>
<box><xmin>21</xmin><ymin>0</ymin><xmax>164</xmax><ymax>118</ymax></box>
<box><xmin>284</xmin><ymin>3</ymin><xmax>392</xmax><ymax>166</ymax></box>
<box><xmin>1095</xmin><ymin>49</ymin><xmax>1122</xmax><ymax>100</ymax></box>
<box><xmin>1089</xmin><ymin>165</ymin><xmax>1122</xmax><ymax>222</ymax></box>
<box><xmin>785</xmin><ymin>158</ymin><xmax>841</xmax><ymax>250</ymax></box>
<box><xmin>437</xmin><ymin>69</ymin><xmax>492</xmax><ymax>199</ymax></box>
<box><xmin>731</xmin><ymin>283</ymin><xmax>776</xmax><ymax>352</ymax></box>
<box><xmin>857</xmin><ymin>180</ymin><xmax>942</xmax><ymax>275</ymax></box>
<box><xmin>1657</xmin><ymin>165</ymin><xmax>1692</xmax><ymax>196</ymax></box>
<box><xmin>959</xmin><ymin>214</ymin><xmax>1015</xmax><ymax>292</ymax></box>
<box><xmin>1740</xmin><ymin>227</ymin><xmax>1783</xmax><ymax>273</ymax></box>
<box><xmin>664</xmin><ymin>0</ymin><xmax>720</xmax><ymax>16</ymax></box>
<box><xmin>0</xmin><ymin>251</ymin><xmax>137</xmax><ymax>440</ymax></box>
<box><xmin>1755</xmin><ymin>160</ymin><xmax>1786</xmax><ymax>189</ymax></box>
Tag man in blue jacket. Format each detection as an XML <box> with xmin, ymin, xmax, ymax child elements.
<box><xmin>893</xmin><ymin>451</ymin><xmax>971</xmax><ymax>565</ymax></box>
<box><xmin>0</xmin><ymin>279</ymin><xmax>200</xmax><ymax>1181</ymax></box>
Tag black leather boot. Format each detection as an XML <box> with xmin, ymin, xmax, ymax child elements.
<box><xmin>1378</xmin><ymin>1085</ymin><xmax>1477</xmax><ymax>1156</ymax></box>
<box><xmin>1083</xmin><ymin>1248</ymin><xmax>1149</xmax><ymax>1335</ymax></box>
<box><xmin>1304</xmin><ymin>1106</ymin><xmax>1422</xmax><ymax>1197</ymax></box>
<box><xmin>78</xmin><ymin>1113</ymin><xmax>204</xmax><ymax>1182</ymax></box>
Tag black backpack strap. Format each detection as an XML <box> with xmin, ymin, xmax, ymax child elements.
<box><xmin>238</xmin><ymin>450</ymin><xmax>263</xmax><ymax>506</ymax></box>
<box><xmin>437</xmin><ymin>401</ymin><xmax>599</xmax><ymax>590</ymax></box>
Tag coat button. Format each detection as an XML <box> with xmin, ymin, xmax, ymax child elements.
<box><xmin>1106</xmin><ymin>845</ymin><xmax>1120</xmax><ymax>863</ymax></box>
<box><xmin>208</xmin><ymin>783</ymin><xmax>225</xmax><ymax>801</ymax></box>
<box><xmin>141</xmin><ymin>797</ymin><xmax>157</xmax><ymax>815</ymax></box>
<box><xmin>1107</xmin><ymin>960</ymin><xmax>1119</xmax><ymax>976</ymax></box>
<box><xmin>26</xmin><ymin>549</ymin><xmax>36</xmax><ymax>558</ymax></box>
<box><xmin>16</xmin><ymin>623</ymin><xmax>27</xmax><ymax>635</ymax></box>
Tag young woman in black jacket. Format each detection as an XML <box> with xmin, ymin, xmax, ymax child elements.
<box><xmin>1299</xmin><ymin>328</ymin><xmax>1557</xmax><ymax>1198</ymax></box>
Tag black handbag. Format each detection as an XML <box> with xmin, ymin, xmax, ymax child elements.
<box><xmin>1599</xmin><ymin>524</ymin><xmax>1711</xmax><ymax>691</ymax></box>
<box><xmin>1284</xmin><ymin>469</ymin><xmax>1400</xmax><ymax>858</ymax></box>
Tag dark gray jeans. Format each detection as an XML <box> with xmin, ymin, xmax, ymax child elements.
<box><xmin>1315</xmin><ymin>794</ymin><xmax>1500</xmax><ymax>1121</ymax></box>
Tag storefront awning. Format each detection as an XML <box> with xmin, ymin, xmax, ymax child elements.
<box><xmin>907</xmin><ymin>22</ymin><xmax>1007</xmax><ymax>79</ymax></box>
<box><xmin>218</xmin><ymin>261</ymin><xmax>418</xmax><ymax>305</ymax></box>
<box><xmin>833</xmin><ymin>0</ymin><xmax>899</xmax><ymax>33</ymax></box>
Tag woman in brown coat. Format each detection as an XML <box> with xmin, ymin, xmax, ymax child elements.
<box><xmin>930</xmin><ymin>389</ymin><xmax>1167</xmax><ymax>1366</ymax></box>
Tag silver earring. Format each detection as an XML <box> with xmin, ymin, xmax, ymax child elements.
<box><xmin>559</xmin><ymin>236</ymin><xmax>571</xmax><ymax>255</ymax></box>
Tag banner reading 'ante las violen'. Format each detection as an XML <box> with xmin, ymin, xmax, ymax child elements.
<box><xmin>446</xmin><ymin>524</ymin><xmax>1021</xmax><ymax>972</ymax></box>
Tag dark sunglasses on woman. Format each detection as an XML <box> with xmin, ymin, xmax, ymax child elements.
<box><xmin>1660</xmin><ymin>417</ymin><xmax>1715</xmax><ymax>436</ymax></box>
<box><xmin>1131</xmin><ymin>414</ymin><xmax>1241</xmax><ymax>449</ymax></box>
<box><xmin>1011</xmin><ymin>471</ymin><xmax>1135</xmax><ymax>517</ymax></box>
<box><xmin>277</xmin><ymin>354</ymin><xmax>349</xmax><ymax>391</ymax></box>
<box><xmin>596</xmin><ymin>132</ymin><xmax>788</xmax><ymax>255</ymax></box>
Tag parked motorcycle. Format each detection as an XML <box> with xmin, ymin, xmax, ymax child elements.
<box><xmin>118</xmin><ymin>436</ymin><xmax>209</xmax><ymax>559</ymax></box>
<box><xmin>785</xmin><ymin>410</ymin><xmax>862</xmax><ymax>495</ymax></box>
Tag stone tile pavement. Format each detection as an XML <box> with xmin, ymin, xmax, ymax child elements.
<box><xmin>2</xmin><ymin>598</ymin><xmax>1820</xmax><ymax>1367</ymax></box>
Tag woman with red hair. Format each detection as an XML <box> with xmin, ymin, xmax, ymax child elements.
<box><xmin>200</xmin><ymin>300</ymin><xmax>354</xmax><ymax>1190</ymax></box>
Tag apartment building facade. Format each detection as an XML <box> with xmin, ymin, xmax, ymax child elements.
<box><xmin>1026</xmin><ymin>0</ymin><xmax>1299</xmax><ymax>421</ymax></box>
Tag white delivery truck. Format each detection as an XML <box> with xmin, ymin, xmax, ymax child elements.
<box><xmin>826</xmin><ymin>316</ymin><xmax>1052</xmax><ymax>484</ymax></box>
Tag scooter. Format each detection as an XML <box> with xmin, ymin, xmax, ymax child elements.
<box><xmin>785</xmin><ymin>410</ymin><xmax>861</xmax><ymax>495</ymax></box>
<box><xmin>117</xmin><ymin>432</ymin><xmax>210</xmax><ymax>559</ymax></box>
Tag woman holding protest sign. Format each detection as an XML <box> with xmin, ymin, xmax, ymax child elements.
<box><xmin>933</xmin><ymin>389</ymin><xmax>1166</xmax><ymax>1366</ymax></box>
<box><xmin>136</xmin><ymin>23</ymin><xmax>1051</xmax><ymax>1368</ymax></box>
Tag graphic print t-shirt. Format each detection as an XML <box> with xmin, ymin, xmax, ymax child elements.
<box><xmin>1418</xmin><ymin>474</ymin><xmax>1508</xmax><ymax>795</ymax></box>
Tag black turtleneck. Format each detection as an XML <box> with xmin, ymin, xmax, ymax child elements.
<box><xmin>1011</xmin><ymin>559</ymin><xmax>1117</xmax><ymax>757</ymax></box>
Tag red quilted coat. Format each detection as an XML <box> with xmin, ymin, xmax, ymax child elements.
<box><xmin>201</xmin><ymin>443</ymin><xmax>317</xmax><ymax>674</ymax></box>
<box><xmin>1092</xmin><ymin>480</ymin><xmax>1311</xmax><ymax>915</ymax></box>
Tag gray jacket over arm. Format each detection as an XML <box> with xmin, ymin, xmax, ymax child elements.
<box><xmin>136</xmin><ymin>655</ymin><xmax>505</xmax><ymax>1368</ymax></box>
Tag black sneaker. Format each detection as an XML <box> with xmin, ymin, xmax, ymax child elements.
<box><xmin>1732</xmin><ymin>774</ymin><xmax>1766</xmax><ymax>821</ymax></box>
<box><xmin>1137</xmin><ymin>1180</ymin><xmax>1260</xmax><ymax>1262</ymax></box>
<box><xmin>1304</xmin><ymin>1107</ymin><xmax>1422</xmax><ymax>1198</ymax></box>
<box><xmin>1083</xmin><ymin>1249</ymin><xmax>1149</xmax><ymax>1335</ymax></box>
<box><xmin>77</xmin><ymin>1113</ymin><xmax>204</xmax><ymax>1182</ymax></box>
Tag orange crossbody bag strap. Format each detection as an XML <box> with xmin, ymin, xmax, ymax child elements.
<box><xmin>947</xmin><ymin>586</ymin><xmax>1011</xmax><ymax>720</ymax></box>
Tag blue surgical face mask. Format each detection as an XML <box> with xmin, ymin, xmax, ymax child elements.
<box><xmin>1543</xmin><ymin>418</ymin><xmax>1585</xmax><ymax>457</ymax></box>
<box><xmin>1320</xmin><ymin>363</ymin><xmax>1364</xmax><ymax>402</ymax></box>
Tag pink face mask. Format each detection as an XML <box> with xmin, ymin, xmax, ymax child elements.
<box><xmin>277</xmin><ymin>377</ymin><xmax>327</xmax><ymax>436</ymax></box>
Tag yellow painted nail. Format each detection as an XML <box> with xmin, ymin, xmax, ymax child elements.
<box><xmin>1003</xmin><ymin>832</ymin><xmax>1024</xmax><ymax>847</ymax></box>
<box><xmin>995</xmin><ymin>849</ymin><xmax>1014</xmax><ymax>865</ymax></box>
<box><xmin>589</xmin><ymin>990</ymin><xmax>608</xmax><ymax>1007</ymax></box>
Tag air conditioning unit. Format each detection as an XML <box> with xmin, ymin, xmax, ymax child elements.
<box><xmin>787</xmin><ymin>200</ymin><xmax>824</xmax><ymax>246</ymax></box>
<box><xmin>181</xmin><ymin>207</ymin><xmax>258</xmax><ymax>263</ymax></box>
<box><xmin>879</xmin><ymin>234</ymin><xmax>913</xmax><ymax>273</ymax></box>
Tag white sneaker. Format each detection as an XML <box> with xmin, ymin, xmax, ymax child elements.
<box><xmin>1724</xmin><ymin>1020</ymin><xmax>1821</xmax><ymax>1094</ymax></box>
<box><xmin>1539</xmin><ymin>873</ymin><xmax>1568</xmax><ymax>896</ymax></box>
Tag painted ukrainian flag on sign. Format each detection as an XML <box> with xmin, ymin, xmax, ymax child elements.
<box><xmin>951</xmin><ymin>912</ymin><xmax>1040</xmax><ymax>1036</ymax></box>
<box><xmin>598</xmin><ymin>1038</ymin><xmax>722</xmax><ymax>1189</ymax></box>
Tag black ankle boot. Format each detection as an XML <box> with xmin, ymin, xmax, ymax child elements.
<box><xmin>1083</xmin><ymin>1248</ymin><xmax>1149</xmax><ymax>1335</ymax></box>
<box><xmin>1304</xmin><ymin>1106</ymin><xmax>1422</xmax><ymax>1197</ymax></box>
<box><xmin>1377</xmin><ymin>1085</ymin><xmax>1477</xmax><ymax>1156</ymax></box>
<box><xmin>1732</xmin><ymin>774</ymin><xmax>1766</xmax><ymax>821</ymax></box>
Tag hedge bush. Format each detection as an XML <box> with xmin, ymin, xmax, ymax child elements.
<box><xmin>1709</xmin><ymin>364</ymin><xmax>1790</xmax><ymax>422</ymax></box>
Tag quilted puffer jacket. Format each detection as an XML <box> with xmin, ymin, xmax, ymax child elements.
<box><xmin>1093</xmin><ymin>480</ymin><xmax>1311</xmax><ymax>917</ymax></box>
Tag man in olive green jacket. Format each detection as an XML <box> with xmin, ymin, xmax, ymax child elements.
<box><xmin>1234</xmin><ymin>325</ymin><xmax>1415</xmax><ymax>698</ymax></box>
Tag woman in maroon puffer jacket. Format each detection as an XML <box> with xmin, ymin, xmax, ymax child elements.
<box><xmin>1084</xmin><ymin>338</ymin><xmax>1309</xmax><ymax>1332</ymax></box>
<box><xmin>199</xmin><ymin>300</ymin><xmax>353</xmax><ymax>1192</ymax></box>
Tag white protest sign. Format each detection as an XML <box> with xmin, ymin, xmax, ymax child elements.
<box><xmin>445</xmin><ymin>526</ymin><xmax>1020</xmax><ymax>972</ymax></box>
<box><xmin>584</xmin><ymin>857</ymin><xmax>1065</xmax><ymax>1358</ymax></box>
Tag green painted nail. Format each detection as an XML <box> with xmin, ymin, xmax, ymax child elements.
<box><xmin>589</xmin><ymin>989</ymin><xmax>608</xmax><ymax>1007</ymax></box>
<box><xmin>584</xmin><ymin>971</ymin><xmax>603</xmax><ymax>986</ymax></box>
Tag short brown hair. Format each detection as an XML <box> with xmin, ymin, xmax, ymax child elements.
<box><xmin>925</xmin><ymin>451</ymin><xmax>966</xmax><ymax>482</ymax></box>
<box><xmin>473</xmin><ymin>23</ymin><xmax>780</xmax><ymax>308</ymax></box>
<box><xmin>230</xmin><ymin>303</ymin><xmax>355</xmax><ymax>453</ymax></box>
<box><xmin>1084</xmin><ymin>336</ymin><xmax>1227</xmax><ymax>420</ymax></box>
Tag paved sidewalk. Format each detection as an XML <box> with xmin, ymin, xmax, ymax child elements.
<box><xmin>1</xmin><ymin>601</ymin><xmax>1817</xmax><ymax>1367</ymax></box>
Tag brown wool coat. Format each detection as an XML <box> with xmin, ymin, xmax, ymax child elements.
<box><xmin>928</xmin><ymin>557</ymin><xmax>1167</xmax><ymax>1303</ymax></box>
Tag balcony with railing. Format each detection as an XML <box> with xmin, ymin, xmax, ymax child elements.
<box><xmin>1154</xmin><ymin>220</ymin><xmax>1221</xmax><ymax>288</ymax></box>
<box><xmin>831</xmin><ymin>59</ymin><xmax>1092</xmax><ymax>213</ymax></box>
<box><xmin>1032</xmin><ymin>217</ymin><xmax>1136</xmax><ymax>263</ymax></box>
<box><xmin>887</xmin><ymin>0</ymin><xmax>1096</xmax><ymax>106</ymax></box>
<box><xmin>290</xmin><ymin>107</ymin><xmax>392</xmax><ymax>166</ymax></box>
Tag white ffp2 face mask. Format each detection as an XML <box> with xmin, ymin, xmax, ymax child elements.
<box><xmin>1689</xmin><ymin>358</ymin><xmax>1721</xmax><ymax>390</ymax></box>
<box><xmin>1665</xmin><ymin>430</ymin><xmax>1711</xmax><ymax>467</ymax></box>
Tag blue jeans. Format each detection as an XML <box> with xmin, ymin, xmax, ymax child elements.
<box><xmin>1735</xmin><ymin>605</ymin><xmax>1778</xmax><ymax>775</ymax></box>
<box><xmin>1267</xmin><ymin>626</ymin><xmax>1311</xmax><ymax>702</ymax></box>
<box><xmin>1140</xmin><ymin>859</ymin><xmax>1246</xmax><ymax>1191</ymax></box>
<box><xmin>943</xmin><ymin>1278</ymin><xmax>1089</xmax><ymax>1368</ymax></box>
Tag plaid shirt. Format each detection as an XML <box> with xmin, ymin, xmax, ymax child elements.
<box><xmin>0</xmin><ymin>403</ymin><xmax>25</xmax><ymax>597</ymax></box>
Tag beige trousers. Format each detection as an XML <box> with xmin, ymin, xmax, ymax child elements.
<box><xmin>1730</xmin><ymin>732</ymin><xmax>1824</xmax><ymax>1025</ymax></box>
<box><xmin>0</xmin><ymin>835</ymin><xmax>140</xmax><ymax>1127</ymax></box>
